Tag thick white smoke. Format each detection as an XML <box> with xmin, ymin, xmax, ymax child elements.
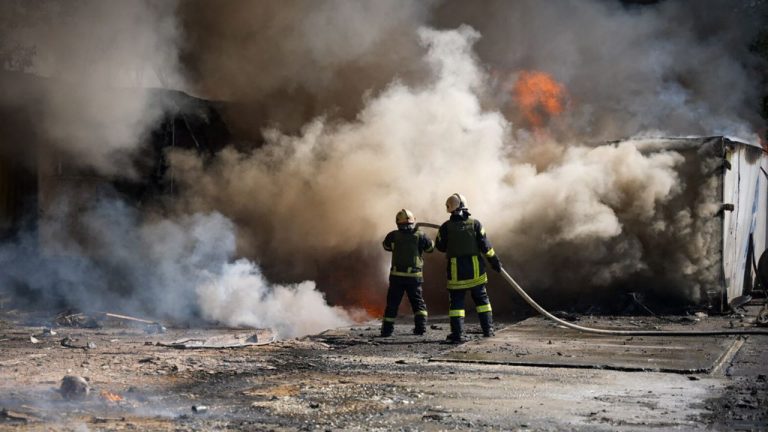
<box><xmin>171</xmin><ymin>24</ymin><xmax>713</xmax><ymax>305</ymax></box>
<box><xmin>197</xmin><ymin>260</ymin><xmax>350</xmax><ymax>337</ymax></box>
<box><xmin>1</xmin><ymin>195</ymin><xmax>351</xmax><ymax>338</ymax></box>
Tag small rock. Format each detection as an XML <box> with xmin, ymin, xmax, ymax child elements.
<box><xmin>60</xmin><ymin>375</ymin><xmax>90</xmax><ymax>400</ymax></box>
<box><xmin>191</xmin><ymin>405</ymin><xmax>208</xmax><ymax>414</ymax></box>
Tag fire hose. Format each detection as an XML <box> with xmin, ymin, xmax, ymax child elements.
<box><xmin>416</xmin><ymin>222</ymin><xmax>768</xmax><ymax>336</ymax></box>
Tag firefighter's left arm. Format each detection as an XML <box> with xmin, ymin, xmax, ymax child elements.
<box><xmin>420</xmin><ymin>231</ymin><xmax>435</xmax><ymax>254</ymax></box>
<box><xmin>475</xmin><ymin>219</ymin><xmax>502</xmax><ymax>272</ymax></box>
<box><xmin>382</xmin><ymin>231</ymin><xmax>395</xmax><ymax>252</ymax></box>
<box><xmin>435</xmin><ymin>223</ymin><xmax>448</xmax><ymax>253</ymax></box>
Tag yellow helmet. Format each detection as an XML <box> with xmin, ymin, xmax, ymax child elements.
<box><xmin>395</xmin><ymin>209</ymin><xmax>415</xmax><ymax>225</ymax></box>
<box><xmin>445</xmin><ymin>193</ymin><xmax>467</xmax><ymax>213</ymax></box>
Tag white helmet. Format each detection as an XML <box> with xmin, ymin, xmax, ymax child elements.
<box><xmin>395</xmin><ymin>208</ymin><xmax>415</xmax><ymax>225</ymax></box>
<box><xmin>445</xmin><ymin>193</ymin><xmax>468</xmax><ymax>213</ymax></box>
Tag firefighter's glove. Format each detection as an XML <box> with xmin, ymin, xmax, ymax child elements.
<box><xmin>489</xmin><ymin>255</ymin><xmax>502</xmax><ymax>273</ymax></box>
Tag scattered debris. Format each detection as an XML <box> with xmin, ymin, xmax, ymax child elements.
<box><xmin>61</xmin><ymin>336</ymin><xmax>94</xmax><ymax>350</ymax></box>
<box><xmin>55</xmin><ymin>310</ymin><xmax>100</xmax><ymax>329</ymax></box>
<box><xmin>29</xmin><ymin>336</ymin><xmax>40</xmax><ymax>344</ymax></box>
<box><xmin>191</xmin><ymin>405</ymin><xmax>208</xmax><ymax>414</ymax></box>
<box><xmin>160</xmin><ymin>330</ymin><xmax>275</xmax><ymax>349</ymax></box>
<box><xmin>729</xmin><ymin>295</ymin><xmax>752</xmax><ymax>312</ymax></box>
<box><xmin>0</xmin><ymin>408</ymin><xmax>40</xmax><ymax>424</ymax></box>
<box><xmin>101</xmin><ymin>312</ymin><xmax>166</xmax><ymax>334</ymax></box>
<box><xmin>41</xmin><ymin>328</ymin><xmax>57</xmax><ymax>336</ymax></box>
<box><xmin>59</xmin><ymin>375</ymin><xmax>90</xmax><ymax>400</ymax></box>
<box><xmin>757</xmin><ymin>306</ymin><xmax>768</xmax><ymax>327</ymax></box>
<box><xmin>91</xmin><ymin>416</ymin><xmax>126</xmax><ymax>423</ymax></box>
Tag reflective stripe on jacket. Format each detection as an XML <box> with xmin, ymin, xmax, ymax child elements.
<box><xmin>383</xmin><ymin>228</ymin><xmax>434</xmax><ymax>278</ymax></box>
<box><xmin>436</xmin><ymin>214</ymin><xmax>497</xmax><ymax>289</ymax></box>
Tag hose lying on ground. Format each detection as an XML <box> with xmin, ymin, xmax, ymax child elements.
<box><xmin>416</xmin><ymin>222</ymin><xmax>768</xmax><ymax>336</ymax></box>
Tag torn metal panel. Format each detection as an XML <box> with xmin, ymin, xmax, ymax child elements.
<box><xmin>722</xmin><ymin>139</ymin><xmax>768</xmax><ymax>303</ymax></box>
<box><xmin>629</xmin><ymin>136</ymin><xmax>768</xmax><ymax>307</ymax></box>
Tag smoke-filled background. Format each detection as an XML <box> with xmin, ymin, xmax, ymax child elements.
<box><xmin>0</xmin><ymin>0</ymin><xmax>767</xmax><ymax>335</ymax></box>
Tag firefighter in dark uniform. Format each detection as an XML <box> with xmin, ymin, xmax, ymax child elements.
<box><xmin>436</xmin><ymin>193</ymin><xmax>502</xmax><ymax>343</ymax></box>
<box><xmin>381</xmin><ymin>209</ymin><xmax>434</xmax><ymax>337</ymax></box>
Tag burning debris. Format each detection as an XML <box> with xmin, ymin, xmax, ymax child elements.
<box><xmin>99</xmin><ymin>390</ymin><xmax>123</xmax><ymax>403</ymax></box>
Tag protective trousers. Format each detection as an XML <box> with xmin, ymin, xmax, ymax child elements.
<box><xmin>381</xmin><ymin>277</ymin><xmax>428</xmax><ymax>336</ymax></box>
<box><xmin>448</xmin><ymin>284</ymin><xmax>493</xmax><ymax>341</ymax></box>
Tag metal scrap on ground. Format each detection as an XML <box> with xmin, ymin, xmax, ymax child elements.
<box><xmin>101</xmin><ymin>313</ymin><xmax>166</xmax><ymax>334</ymax></box>
<box><xmin>159</xmin><ymin>329</ymin><xmax>276</xmax><ymax>349</ymax></box>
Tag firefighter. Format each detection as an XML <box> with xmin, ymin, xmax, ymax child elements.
<box><xmin>436</xmin><ymin>193</ymin><xmax>502</xmax><ymax>343</ymax></box>
<box><xmin>381</xmin><ymin>209</ymin><xmax>434</xmax><ymax>337</ymax></box>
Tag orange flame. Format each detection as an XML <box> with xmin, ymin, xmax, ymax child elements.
<box><xmin>358</xmin><ymin>298</ymin><xmax>385</xmax><ymax>319</ymax></box>
<box><xmin>512</xmin><ymin>71</ymin><xmax>567</xmax><ymax>129</ymax></box>
<box><xmin>318</xmin><ymin>260</ymin><xmax>386</xmax><ymax>321</ymax></box>
<box><xmin>99</xmin><ymin>390</ymin><xmax>123</xmax><ymax>402</ymax></box>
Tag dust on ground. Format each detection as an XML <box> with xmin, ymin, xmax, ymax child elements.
<box><xmin>0</xmin><ymin>308</ymin><xmax>766</xmax><ymax>431</ymax></box>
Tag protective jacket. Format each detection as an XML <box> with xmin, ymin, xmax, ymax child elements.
<box><xmin>435</xmin><ymin>213</ymin><xmax>497</xmax><ymax>289</ymax></box>
<box><xmin>383</xmin><ymin>228</ymin><xmax>434</xmax><ymax>281</ymax></box>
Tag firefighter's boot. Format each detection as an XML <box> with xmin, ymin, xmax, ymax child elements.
<box><xmin>413</xmin><ymin>314</ymin><xmax>427</xmax><ymax>335</ymax></box>
<box><xmin>479</xmin><ymin>311</ymin><xmax>494</xmax><ymax>337</ymax></box>
<box><xmin>446</xmin><ymin>317</ymin><xmax>466</xmax><ymax>344</ymax></box>
<box><xmin>380</xmin><ymin>320</ymin><xmax>394</xmax><ymax>337</ymax></box>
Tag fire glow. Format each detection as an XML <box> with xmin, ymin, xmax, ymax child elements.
<box><xmin>512</xmin><ymin>71</ymin><xmax>567</xmax><ymax>129</ymax></box>
<box><xmin>99</xmin><ymin>390</ymin><xmax>123</xmax><ymax>403</ymax></box>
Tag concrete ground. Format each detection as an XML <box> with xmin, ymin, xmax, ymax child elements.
<box><xmin>0</xmin><ymin>310</ymin><xmax>766</xmax><ymax>431</ymax></box>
